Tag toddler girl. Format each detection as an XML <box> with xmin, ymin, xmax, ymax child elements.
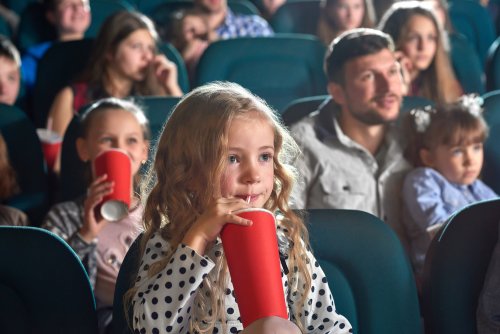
<box><xmin>42</xmin><ymin>97</ymin><xmax>150</xmax><ymax>332</ymax></box>
<box><xmin>402</xmin><ymin>94</ymin><xmax>497</xmax><ymax>278</ymax></box>
<box><xmin>129</xmin><ymin>82</ymin><xmax>352</xmax><ymax>333</ymax></box>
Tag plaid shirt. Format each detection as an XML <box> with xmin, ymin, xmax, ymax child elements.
<box><xmin>215</xmin><ymin>9</ymin><xmax>274</xmax><ymax>39</ymax></box>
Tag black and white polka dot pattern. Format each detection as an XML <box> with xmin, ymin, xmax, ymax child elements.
<box><xmin>132</xmin><ymin>228</ymin><xmax>352</xmax><ymax>333</ymax></box>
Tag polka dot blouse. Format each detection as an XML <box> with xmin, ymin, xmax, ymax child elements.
<box><xmin>132</xmin><ymin>226</ymin><xmax>352</xmax><ymax>333</ymax></box>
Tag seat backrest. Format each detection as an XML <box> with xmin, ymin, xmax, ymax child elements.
<box><xmin>486</xmin><ymin>36</ymin><xmax>500</xmax><ymax>91</ymax></box>
<box><xmin>59</xmin><ymin>115</ymin><xmax>87</xmax><ymax>202</ymax></box>
<box><xmin>85</xmin><ymin>0</ymin><xmax>134</xmax><ymax>38</ymax></box>
<box><xmin>2</xmin><ymin>0</ymin><xmax>36</xmax><ymax>15</ymax></box>
<box><xmin>270</xmin><ymin>0</ymin><xmax>321</xmax><ymax>35</ymax></box>
<box><xmin>281</xmin><ymin>95</ymin><xmax>328</xmax><ymax>126</ymax></box>
<box><xmin>195</xmin><ymin>34</ymin><xmax>327</xmax><ymax>111</ymax></box>
<box><xmin>306</xmin><ymin>209</ymin><xmax>422</xmax><ymax>334</ymax></box>
<box><xmin>132</xmin><ymin>96</ymin><xmax>181</xmax><ymax>145</ymax></box>
<box><xmin>33</xmin><ymin>38</ymin><xmax>94</xmax><ymax>129</ymax></box>
<box><xmin>0</xmin><ymin>103</ymin><xmax>49</xmax><ymax>226</ymax></box>
<box><xmin>281</xmin><ymin>94</ymin><xmax>434</xmax><ymax>127</ymax></box>
<box><xmin>112</xmin><ymin>233</ymin><xmax>143</xmax><ymax>334</ymax></box>
<box><xmin>16</xmin><ymin>2</ymin><xmax>57</xmax><ymax>52</ymax></box>
<box><xmin>400</xmin><ymin>95</ymin><xmax>434</xmax><ymax>113</ymax></box>
<box><xmin>449</xmin><ymin>0</ymin><xmax>496</xmax><ymax>66</ymax></box>
<box><xmin>449</xmin><ymin>33</ymin><xmax>485</xmax><ymax>94</ymax></box>
<box><xmin>0</xmin><ymin>226</ymin><xmax>98</xmax><ymax>333</ymax></box>
<box><xmin>421</xmin><ymin>199</ymin><xmax>500</xmax><ymax>334</ymax></box>
<box><xmin>481</xmin><ymin>90</ymin><xmax>500</xmax><ymax>193</ymax></box>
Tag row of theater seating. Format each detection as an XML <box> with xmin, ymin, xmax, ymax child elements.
<box><xmin>25</xmin><ymin>32</ymin><xmax>500</xmax><ymax>130</ymax></box>
<box><xmin>3</xmin><ymin>88</ymin><xmax>500</xmax><ymax>227</ymax></box>
<box><xmin>2</xmin><ymin>200</ymin><xmax>499</xmax><ymax>333</ymax></box>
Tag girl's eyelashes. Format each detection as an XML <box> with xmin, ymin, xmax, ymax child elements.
<box><xmin>450</xmin><ymin>147</ymin><xmax>463</xmax><ymax>156</ymax></box>
<box><xmin>473</xmin><ymin>143</ymin><xmax>483</xmax><ymax>151</ymax></box>
<box><xmin>228</xmin><ymin>155</ymin><xmax>238</xmax><ymax>164</ymax></box>
<box><xmin>99</xmin><ymin>136</ymin><xmax>113</xmax><ymax>144</ymax></box>
<box><xmin>259</xmin><ymin>152</ymin><xmax>273</xmax><ymax>162</ymax></box>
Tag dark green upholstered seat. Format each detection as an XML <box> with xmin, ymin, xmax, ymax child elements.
<box><xmin>0</xmin><ymin>103</ymin><xmax>49</xmax><ymax>226</ymax></box>
<box><xmin>422</xmin><ymin>199</ymin><xmax>500</xmax><ymax>334</ymax></box>
<box><xmin>0</xmin><ymin>226</ymin><xmax>98</xmax><ymax>333</ymax></box>
<box><xmin>307</xmin><ymin>209</ymin><xmax>422</xmax><ymax>334</ymax></box>
<box><xmin>195</xmin><ymin>34</ymin><xmax>327</xmax><ymax>112</ymax></box>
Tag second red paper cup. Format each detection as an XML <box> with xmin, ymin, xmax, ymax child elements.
<box><xmin>221</xmin><ymin>208</ymin><xmax>288</xmax><ymax>327</ymax></box>
<box><xmin>93</xmin><ymin>149</ymin><xmax>132</xmax><ymax>221</ymax></box>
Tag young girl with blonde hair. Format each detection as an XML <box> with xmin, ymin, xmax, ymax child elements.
<box><xmin>129</xmin><ymin>81</ymin><xmax>351</xmax><ymax>333</ymax></box>
<box><xmin>378</xmin><ymin>1</ymin><xmax>462</xmax><ymax>105</ymax></box>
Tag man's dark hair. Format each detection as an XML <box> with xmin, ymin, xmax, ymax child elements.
<box><xmin>324</xmin><ymin>28</ymin><xmax>394</xmax><ymax>84</ymax></box>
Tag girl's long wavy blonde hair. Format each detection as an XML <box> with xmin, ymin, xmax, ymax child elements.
<box><xmin>126</xmin><ymin>81</ymin><xmax>312</xmax><ymax>332</ymax></box>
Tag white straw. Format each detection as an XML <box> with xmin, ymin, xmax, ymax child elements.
<box><xmin>47</xmin><ymin>117</ymin><xmax>53</xmax><ymax>132</ymax></box>
<box><xmin>246</xmin><ymin>196</ymin><xmax>251</xmax><ymax>203</ymax></box>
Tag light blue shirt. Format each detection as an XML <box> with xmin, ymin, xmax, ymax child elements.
<box><xmin>403</xmin><ymin>167</ymin><xmax>498</xmax><ymax>275</ymax></box>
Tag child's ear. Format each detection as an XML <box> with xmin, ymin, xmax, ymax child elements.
<box><xmin>76</xmin><ymin>138</ymin><xmax>90</xmax><ymax>162</ymax></box>
<box><xmin>327</xmin><ymin>82</ymin><xmax>346</xmax><ymax>106</ymax></box>
<box><xmin>419</xmin><ymin>148</ymin><xmax>434</xmax><ymax>167</ymax></box>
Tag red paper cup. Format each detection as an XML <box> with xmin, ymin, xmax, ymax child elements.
<box><xmin>36</xmin><ymin>129</ymin><xmax>62</xmax><ymax>170</ymax></box>
<box><xmin>221</xmin><ymin>208</ymin><xmax>288</xmax><ymax>327</ymax></box>
<box><xmin>93</xmin><ymin>149</ymin><xmax>132</xmax><ymax>222</ymax></box>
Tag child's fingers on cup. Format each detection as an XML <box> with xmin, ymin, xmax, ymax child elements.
<box><xmin>88</xmin><ymin>180</ymin><xmax>114</xmax><ymax>197</ymax></box>
<box><xmin>225</xmin><ymin>213</ymin><xmax>253</xmax><ymax>226</ymax></box>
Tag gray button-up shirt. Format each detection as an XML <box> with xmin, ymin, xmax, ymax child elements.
<box><xmin>290</xmin><ymin>98</ymin><xmax>411</xmax><ymax>246</ymax></box>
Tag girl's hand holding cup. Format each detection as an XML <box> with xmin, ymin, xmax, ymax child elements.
<box><xmin>79</xmin><ymin>174</ymin><xmax>114</xmax><ymax>243</ymax></box>
<box><xmin>182</xmin><ymin>197</ymin><xmax>252</xmax><ymax>255</ymax></box>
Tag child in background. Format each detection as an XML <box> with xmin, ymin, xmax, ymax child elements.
<box><xmin>163</xmin><ymin>9</ymin><xmax>217</xmax><ymax>85</ymax></box>
<box><xmin>0</xmin><ymin>35</ymin><xmax>20</xmax><ymax>106</ymax></box>
<box><xmin>316</xmin><ymin>0</ymin><xmax>375</xmax><ymax>46</ymax></box>
<box><xmin>48</xmin><ymin>10</ymin><xmax>183</xmax><ymax>140</ymax></box>
<box><xmin>378</xmin><ymin>1</ymin><xmax>462</xmax><ymax>105</ymax></box>
<box><xmin>128</xmin><ymin>82</ymin><xmax>352</xmax><ymax>333</ymax></box>
<box><xmin>21</xmin><ymin>0</ymin><xmax>91</xmax><ymax>98</ymax></box>
<box><xmin>402</xmin><ymin>95</ymin><xmax>497</xmax><ymax>280</ymax></box>
<box><xmin>0</xmin><ymin>132</ymin><xmax>29</xmax><ymax>226</ymax></box>
<box><xmin>42</xmin><ymin>97</ymin><xmax>149</xmax><ymax>333</ymax></box>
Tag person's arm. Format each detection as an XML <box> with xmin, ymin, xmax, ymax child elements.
<box><xmin>47</xmin><ymin>86</ymin><xmax>75</xmax><ymax>137</ymax></box>
<box><xmin>41</xmin><ymin>201</ymin><xmax>98</xmax><ymax>287</ymax></box>
<box><xmin>403</xmin><ymin>169</ymin><xmax>453</xmax><ymax>230</ymax></box>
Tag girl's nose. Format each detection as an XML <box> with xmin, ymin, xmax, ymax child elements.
<box><xmin>243</xmin><ymin>164</ymin><xmax>260</xmax><ymax>184</ymax></box>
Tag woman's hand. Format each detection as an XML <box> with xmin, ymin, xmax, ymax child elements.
<box><xmin>78</xmin><ymin>174</ymin><xmax>114</xmax><ymax>243</ymax></box>
<box><xmin>395</xmin><ymin>51</ymin><xmax>413</xmax><ymax>96</ymax></box>
<box><xmin>182</xmin><ymin>197</ymin><xmax>252</xmax><ymax>255</ymax></box>
<box><xmin>147</xmin><ymin>54</ymin><xmax>183</xmax><ymax>97</ymax></box>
